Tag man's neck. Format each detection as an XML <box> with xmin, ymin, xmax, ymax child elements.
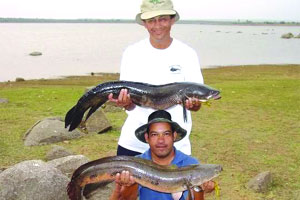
<box><xmin>151</xmin><ymin>149</ymin><xmax>175</xmax><ymax>166</ymax></box>
<box><xmin>150</xmin><ymin>37</ymin><xmax>173</xmax><ymax>49</ymax></box>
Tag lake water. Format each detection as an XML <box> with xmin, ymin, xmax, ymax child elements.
<box><xmin>0</xmin><ymin>23</ymin><xmax>299</xmax><ymax>82</ymax></box>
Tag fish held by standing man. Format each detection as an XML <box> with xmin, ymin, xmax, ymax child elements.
<box><xmin>65</xmin><ymin>81</ymin><xmax>221</xmax><ymax>131</ymax></box>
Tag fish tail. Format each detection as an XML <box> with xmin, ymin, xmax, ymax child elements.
<box><xmin>65</xmin><ymin>105</ymin><xmax>85</xmax><ymax>131</ymax></box>
<box><xmin>67</xmin><ymin>180</ymin><xmax>82</xmax><ymax>200</ymax></box>
<box><xmin>65</xmin><ymin>105</ymin><xmax>76</xmax><ymax>128</ymax></box>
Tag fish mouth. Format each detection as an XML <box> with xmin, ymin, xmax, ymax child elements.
<box><xmin>212</xmin><ymin>94</ymin><xmax>221</xmax><ymax>100</ymax></box>
<box><xmin>198</xmin><ymin>94</ymin><xmax>221</xmax><ymax>102</ymax></box>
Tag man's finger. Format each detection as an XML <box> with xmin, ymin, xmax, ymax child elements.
<box><xmin>108</xmin><ymin>93</ymin><xmax>117</xmax><ymax>102</ymax></box>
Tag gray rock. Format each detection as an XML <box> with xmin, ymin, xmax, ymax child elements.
<box><xmin>23</xmin><ymin>117</ymin><xmax>83</xmax><ymax>146</ymax></box>
<box><xmin>47</xmin><ymin>155</ymin><xmax>89</xmax><ymax>177</ymax></box>
<box><xmin>0</xmin><ymin>168</ymin><xmax>6</xmax><ymax>174</ymax></box>
<box><xmin>84</xmin><ymin>109</ymin><xmax>112</xmax><ymax>134</ymax></box>
<box><xmin>102</xmin><ymin>101</ymin><xmax>123</xmax><ymax>113</ymax></box>
<box><xmin>0</xmin><ymin>160</ymin><xmax>69</xmax><ymax>200</ymax></box>
<box><xmin>0</xmin><ymin>98</ymin><xmax>9</xmax><ymax>104</ymax></box>
<box><xmin>247</xmin><ymin>171</ymin><xmax>272</xmax><ymax>193</ymax></box>
<box><xmin>88</xmin><ymin>182</ymin><xmax>115</xmax><ymax>200</ymax></box>
<box><xmin>29</xmin><ymin>51</ymin><xmax>42</xmax><ymax>56</ymax></box>
<box><xmin>281</xmin><ymin>32</ymin><xmax>294</xmax><ymax>39</ymax></box>
<box><xmin>295</xmin><ymin>33</ymin><xmax>300</xmax><ymax>39</ymax></box>
<box><xmin>45</xmin><ymin>145</ymin><xmax>74</xmax><ymax>161</ymax></box>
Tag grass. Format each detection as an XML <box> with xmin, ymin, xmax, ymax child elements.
<box><xmin>0</xmin><ymin>65</ymin><xmax>299</xmax><ymax>199</ymax></box>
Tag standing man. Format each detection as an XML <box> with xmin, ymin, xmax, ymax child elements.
<box><xmin>109</xmin><ymin>110</ymin><xmax>215</xmax><ymax>200</ymax></box>
<box><xmin>109</xmin><ymin>0</ymin><xmax>204</xmax><ymax>156</ymax></box>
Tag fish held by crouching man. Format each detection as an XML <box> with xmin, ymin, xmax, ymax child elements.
<box><xmin>67</xmin><ymin>155</ymin><xmax>222</xmax><ymax>200</ymax></box>
<box><xmin>65</xmin><ymin>81</ymin><xmax>221</xmax><ymax>131</ymax></box>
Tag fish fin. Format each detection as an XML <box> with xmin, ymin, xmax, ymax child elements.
<box><xmin>83</xmin><ymin>181</ymin><xmax>113</xmax><ymax>199</ymax></box>
<box><xmin>185</xmin><ymin>180</ymin><xmax>194</xmax><ymax>200</ymax></box>
<box><xmin>67</xmin><ymin>179</ymin><xmax>82</xmax><ymax>200</ymax></box>
<box><xmin>84</xmin><ymin>99</ymin><xmax>106</xmax><ymax>122</ymax></box>
<box><xmin>182</xmin><ymin>98</ymin><xmax>187</xmax><ymax>122</ymax></box>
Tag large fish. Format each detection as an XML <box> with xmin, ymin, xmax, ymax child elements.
<box><xmin>65</xmin><ymin>81</ymin><xmax>221</xmax><ymax>131</ymax></box>
<box><xmin>67</xmin><ymin>155</ymin><xmax>222</xmax><ymax>200</ymax></box>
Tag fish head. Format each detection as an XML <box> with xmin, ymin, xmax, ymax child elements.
<box><xmin>184</xmin><ymin>83</ymin><xmax>221</xmax><ymax>102</ymax></box>
<box><xmin>189</xmin><ymin>164</ymin><xmax>223</xmax><ymax>186</ymax></box>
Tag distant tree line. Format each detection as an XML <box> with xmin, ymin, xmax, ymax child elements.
<box><xmin>0</xmin><ymin>18</ymin><xmax>299</xmax><ymax>25</ymax></box>
<box><xmin>0</xmin><ymin>18</ymin><xmax>135</xmax><ymax>23</ymax></box>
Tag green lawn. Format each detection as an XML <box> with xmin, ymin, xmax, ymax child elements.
<box><xmin>0</xmin><ymin>65</ymin><xmax>299</xmax><ymax>199</ymax></box>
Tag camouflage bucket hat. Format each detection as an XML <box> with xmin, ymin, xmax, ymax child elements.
<box><xmin>136</xmin><ymin>0</ymin><xmax>180</xmax><ymax>25</ymax></box>
<box><xmin>135</xmin><ymin>110</ymin><xmax>187</xmax><ymax>143</ymax></box>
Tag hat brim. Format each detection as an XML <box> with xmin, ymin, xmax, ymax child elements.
<box><xmin>136</xmin><ymin>10</ymin><xmax>180</xmax><ymax>25</ymax></box>
<box><xmin>135</xmin><ymin>118</ymin><xmax>187</xmax><ymax>143</ymax></box>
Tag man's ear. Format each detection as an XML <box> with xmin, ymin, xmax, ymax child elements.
<box><xmin>170</xmin><ymin>17</ymin><xmax>176</xmax><ymax>25</ymax></box>
<box><xmin>145</xmin><ymin>133</ymin><xmax>149</xmax><ymax>143</ymax></box>
<box><xmin>173</xmin><ymin>131</ymin><xmax>177</xmax><ymax>142</ymax></box>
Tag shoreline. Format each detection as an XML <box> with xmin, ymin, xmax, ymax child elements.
<box><xmin>1</xmin><ymin>64</ymin><xmax>299</xmax><ymax>84</ymax></box>
<box><xmin>1</xmin><ymin>18</ymin><xmax>299</xmax><ymax>26</ymax></box>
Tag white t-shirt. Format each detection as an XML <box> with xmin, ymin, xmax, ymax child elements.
<box><xmin>119</xmin><ymin>38</ymin><xmax>203</xmax><ymax>155</ymax></box>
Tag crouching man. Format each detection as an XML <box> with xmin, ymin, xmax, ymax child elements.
<box><xmin>110</xmin><ymin>110</ymin><xmax>215</xmax><ymax>200</ymax></box>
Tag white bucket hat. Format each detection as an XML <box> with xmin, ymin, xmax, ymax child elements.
<box><xmin>136</xmin><ymin>0</ymin><xmax>180</xmax><ymax>25</ymax></box>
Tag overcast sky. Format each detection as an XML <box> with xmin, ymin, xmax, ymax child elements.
<box><xmin>1</xmin><ymin>0</ymin><xmax>300</xmax><ymax>21</ymax></box>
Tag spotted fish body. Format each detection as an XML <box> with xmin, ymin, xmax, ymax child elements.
<box><xmin>67</xmin><ymin>156</ymin><xmax>222</xmax><ymax>200</ymax></box>
<box><xmin>65</xmin><ymin>81</ymin><xmax>221</xmax><ymax>131</ymax></box>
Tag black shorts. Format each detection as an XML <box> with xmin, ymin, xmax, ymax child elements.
<box><xmin>117</xmin><ymin>145</ymin><xmax>142</xmax><ymax>156</ymax></box>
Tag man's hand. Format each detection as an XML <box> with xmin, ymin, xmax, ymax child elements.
<box><xmin>110</xmin><ymin>171</ymin><xmax>138</xmax><ymax>200</ymax></box>
<box><xmin>171</xmin><ymin>192</ymin><xmax>183</xmax><ymax>200</ymax></box>
<box><xmin>185</xmin><ymin>97</ymin><xmax>201</xmax><ymax>111</ymax></box>
<box><xmin>115</xmin><ymin>170</ymin><xmax>136</xmax><ymax>187</ymax></box>
<box><xmin>108</xmin><ymin>89</ymin><xmax>135</xmax><ymax>110</ymax></box>
<box><xmin>201</xmin><ymin>181</ymin><xmax>215</xmax><ymax>193</ymax></box>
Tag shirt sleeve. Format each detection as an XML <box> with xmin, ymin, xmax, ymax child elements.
<box><xmin>183</xmin><ymin>49</ymin><xmax>204</xmax><ymax>84</ymax></box>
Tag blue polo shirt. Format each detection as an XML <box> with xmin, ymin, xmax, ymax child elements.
<box><xmin>136</xmin><ymin>148</ymin><xmax>199</xmax><ymax>200</ymax></box>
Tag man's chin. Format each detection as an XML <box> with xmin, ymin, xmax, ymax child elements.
<box><xmin>155</xmin><ymin>150</ymin><xmax>170</xmax><ymax>158</ymax></box>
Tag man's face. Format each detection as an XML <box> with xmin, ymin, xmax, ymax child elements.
<box><xmin>143</xmin><ymin>15</ymin><xmax>175</xmax><ymax>43</ymax></box>
<box><xmin>145</xmin><ymin>122</ymin><xmax>177</xmax><ymax>158</ymax></box>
